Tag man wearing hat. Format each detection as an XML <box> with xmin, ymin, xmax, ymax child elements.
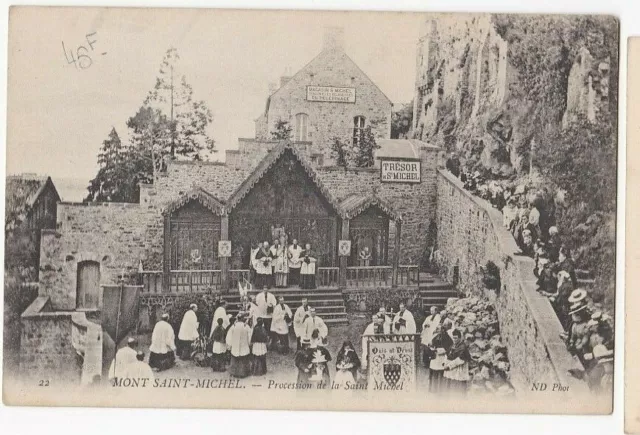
<box><xmin>108</xmin><ymin>336</ymin><xmax>138</xmax><ymax>380</ymax></box>
<box><xmin>178</xmin><ymin>303</ymin><xmax>199</xmax><ymax>360</ymax></box>
<box><xmin>149</xmin><ymin>313</ymin><xmax>177</xmax><ymax>371</ymax></box>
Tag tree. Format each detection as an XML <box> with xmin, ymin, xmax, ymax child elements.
<box><xmin>329</xmin><ymin>137</ymin><xmax>350</xmax><ymax>168</ymax></box>
<box><xmin>270</xmin><ymin>119</ymin><xmax>292</xmax><ymax>140</ymax></box>
<box><xmin>391</xmin><ymin>101</ymin><xmax>413</xmax><ymax>139</ymax></box>
<box><xmin>85</xmin><ymin>128</ymin><xmax>127</xmax><ymax>202</ymax></box>
<box><xmin>144</xmin><ymin>47</ymin><xmax>216</xmax><ymax>159</ymax></box>
<box><xmin>353</xmin><ymin>122</ymin><xmax>381</xmax><ymax>168</ymax></box>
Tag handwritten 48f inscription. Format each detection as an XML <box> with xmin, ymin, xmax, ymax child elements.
<box><xmin>62</xmin><ymin>32</ymin><xmax>106</xmax><ymax>70</ymax></box>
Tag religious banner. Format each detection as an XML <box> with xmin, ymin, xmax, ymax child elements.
<box><xmin>338</xmin><ymin>239</ymin><xmax>351</xmax><ymax>257</ymax></box>
<box><xmin>380</xmin><ymin>159</ymin><xmax>421</xmax><ymax>183</ymax></box>
<box><xmin>306</xmin><ymin>85</ymin><xmax>356</xmax><ymax>103</ymax></box>
<box><xmin>218</xmin><ymin>240</ymin><xmax>232</xmax><ymax>257</ymax></box>
<box><xmin>367</xmin><ymin>334</ymin><xmax>418</xmax><ymax>393</ymax></box>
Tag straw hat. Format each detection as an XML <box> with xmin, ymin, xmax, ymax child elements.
<box><xmin>568</xmin><ymin>289</ymin><xmax>588</xmax><ymax>304</ymax></box>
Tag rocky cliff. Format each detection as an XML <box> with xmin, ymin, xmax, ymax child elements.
<box><xmin>413</xmin><ymin>14</ymin><xmax>617</xmax><ymax>177</ymax></box>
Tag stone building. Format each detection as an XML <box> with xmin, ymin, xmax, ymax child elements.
<box><xmin>251</xmin><ymin>27</ymin><xmax>393</xmax><ymax>165</ymax></box>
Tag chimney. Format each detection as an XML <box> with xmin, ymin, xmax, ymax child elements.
<box><xmin>323</xmin><ymin>26</ymin><xmax>345</xmax><ymax>52</ymax></box>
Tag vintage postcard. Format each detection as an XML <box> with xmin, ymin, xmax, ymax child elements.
<box><xmin>3</xmin><ymin>7</ymin><xmax>618</xmax><ymax>414</ymax></box>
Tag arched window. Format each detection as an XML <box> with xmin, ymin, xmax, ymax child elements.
<box><xmin>353</xmin><ymin>116</ymin><xmax>366</xmax><ymax>145</ymax></box>
<box><xmin>76</xmin><ymin>260</ymin><xmax>101</xmax><ymax>309</ymax></box>
<box><xmin>294</xmin><ymin>113</ymin><xmax>309</xmax><ymax>141</ymax></box>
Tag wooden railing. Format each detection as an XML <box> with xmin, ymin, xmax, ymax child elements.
<box><xmin>141</xmin><ymin>264</ymin><xmax>420</xmax><ymax>292</ymax></box>
<box><xmin>317</xmin><ymin>267</ymin><xmax>339</xmax><ymax>288</ymax></box>
<box><xmin>140</xmin><ymin>270</ymin><xmax>163</xmax><ymax>293</ymax></box>
<box><xmin>229</xmin><ymin>269</ymin><xmax>251</xmax><ymax>290</ymax></box>
<box><xmin>346</xmin><ymin>266</ymin><xmax>393</xmax><ymax>288</ymax></box>
<box><xmin>398</xmin><ymin>265</ymin><xmax>420</xmax><ymax>287</ymax></box>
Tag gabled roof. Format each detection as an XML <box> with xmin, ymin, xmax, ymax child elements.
<box><xmin>163</xmin><ymin>187</ymin><xmax>226</xmax><ymax>217</ymax></box>
<box><xmin>5</xmin><ymin>175</ymin><xmax>60</xmax><ymax>228</ymax></box>
<box><xmin>225</xmin><ymin>142</ymin><xmax>342</xmax><ymax>214</ymax></box>
<box><xmin>266</xmin><ymin>48</ymin><xmax>392</xmax><ymax>116</ymax></box>
<box><xmin>338</xmin><ymin>193</ymin><xmax>401</xmax><ymax>222</ymax></box>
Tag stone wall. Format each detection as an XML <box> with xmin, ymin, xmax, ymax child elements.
<box><xmin>40</xmin><ymin>202</ymin><xmax>162</xmax><ymax>310</ymax></box>
<box><xmin>435</xmin><ymin>170</ymin><xmax>588</xmax><ymax>395</ymax></box>
<box><xmin>19</xmin><ymin>296</ymin><xmax>81</xmax><ymax>386</ymax></box>
<box><xmin>317</xmin><ymin>145</ymin><xmax>440</xmax><ymax>264</ymax></box>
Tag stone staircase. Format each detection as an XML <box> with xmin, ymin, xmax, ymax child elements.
<box><xmin>418</xmin><ymin>272</ymin><xmax>458</xmax><ymax>309</ymax></box>
<box><xmin>224</xmin><ymin>287</ymin><xmax>349</xmax><ymax>325</ymax></box>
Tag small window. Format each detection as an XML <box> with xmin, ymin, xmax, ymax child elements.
<box><xmin>353</xmin><ymin>116</ymin><xmax>366</xmax><ymax>145</ymax></box>
<box><xmin>294</xmin><ymin>113</ymin><xmax>309</xmax><ymax>141</ymax></box>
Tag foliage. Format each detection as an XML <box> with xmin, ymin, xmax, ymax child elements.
<box><xmin>85</xmin><ymin>48</ymin><xmax>217</xmax><ymax>203</ymax></box>
<box><xmin>352</xmin><ymin>120</ymin><xmax>382</xmax><ymax>168</ymax></box>
<box><xmin>329</xmin><ymin>136</ymin><xmax>350</xmax><ymax>168</ymax></box>
<box><xmin>481</xmin><ymin>261</ymin><xmax>501</xmax><ymax>291</ymax></box>
<box><xmin>391</xmin><ymin>101</ymin><xmax>413</xmax><ymax>139</ymax></box>
<box><xmin>85</xmin><ymin>128</ymin><xmax>131</xmax><ymax>202</ymax></box>
<box><xmin>144</xmin><ymin>47</ymin><xmax>216</xmax><ymax>159</ymax></box>
<box><xmin>270</xmin><ymin>119</ymin><xmax>292</xmax><ymax>140</ymax></box>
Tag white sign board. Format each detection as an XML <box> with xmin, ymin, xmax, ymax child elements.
<box><xmin>380</xmin><ymin>160</ymin><xmax>421</xmax><ymax>183</ymax></box>
<box><xmin>306</xmin><ymin>86</ymin><xmax>356</xmax><ymax>103</ymax></box>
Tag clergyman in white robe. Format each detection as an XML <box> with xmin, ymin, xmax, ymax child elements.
<box><xmin>108</xmin><ymin>339</ymin><xmax>138</xmax><ymax>380</ymax></box>
<box><xmin>392</xmin><ymin>305</ymin><xmax>417</xmax><ymax>334</ymax></box>
<box><xmin>293</xmin><ymin>299</ymin><xmax>310</xmax><ymax>349</ymax></box>
<box><xmin>148</xmin><ymin>315</ymin><xmax>176</xmax><ymax>371</ymax></box>
<box><xmin>271</xmin><ymin>299</ymin><xmax>293</xmax><ymax>353</ymax></box>
<box><xmin>302</xmin><ymin>309</ymin><xmax>328</xmax><ymax>346</ymax></box>
<box><xmin>178</xmin><ymin>305</ymin><xmax>199</xmax><ymax>360</ymax></box>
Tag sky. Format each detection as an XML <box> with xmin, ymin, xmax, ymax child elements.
<box><xmin>7</xmin><ymin>8</ymin><xmax>424</xmax><ymax>198</ymax></box>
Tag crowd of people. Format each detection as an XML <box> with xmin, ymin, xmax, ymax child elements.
<box><xmin>446</xmin><ymin>158</ymin><xmax>614</xmax><ymax>393</ymax></box>
<box><xmin>250</xmin><ymin>238</ymin><xmax>319</xmax><ymax>289</ymax></box>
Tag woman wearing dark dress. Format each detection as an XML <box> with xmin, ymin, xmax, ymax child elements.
<box><xmin>335</xmin><ymin>341</ymin><xmax>361</xmax><ymax>385</ymax></box>
<box><xmin>251</xmin><ymin>318</ymin><xmax>269</xmax><ymax>376</ymax></box>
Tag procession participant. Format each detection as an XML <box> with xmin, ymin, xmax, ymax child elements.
<box><xmin>378</xmin><ymin>307</ymin><xmax>392</xmax><ymax>334</ymax></box>
<box><xmin>124</xmin><ymin>351</ymin><xmax>154</xmax><ymax>381</ymax></box>
<box><xmin>108</xmin><ymin>337</ymin><xmax>138</xmax><ymax>380</ymax></box>
<box><xmin>288</xmin><ymin>239</ymin><xmax>304</xmax><ymax>287</ymax></box>
<box><xmin>361</xmin><ymin>315</ymin><xmax>384</xmax><ymax>370</ymax></box>
<box><xmin>300</xmin><ymin>243</ymin><xmax>318</xmax><ymax>290</ymax></box>
<box><xmin>306</xmin><ymin>333</ymin><xmax>332</xmax><ymax>389</ymax></box>
<box><xmin>177</xmin><ymin>304</ymin><xmax>199</xmax><ymax>360</ymax></box>
<box><xmin>254</xmin><ymin>241</ymin><xmax>273</xmax><ymax>288</ymax></box>
<box><xmin>429</xmin><ymin>324</ymin><xmax>453</xmax><ymax>394</ymax></box>
<box><xmin>272</xmin><ymin>237</ymin><xmax>289</xmax><ymax>288</ymax></box>
<box><xmin>210</xmin><ymin>318</ymin><xmax>227</xmax><ymax>372</ymax></box>
<box><xmin>392</xmin><ymin>302</ymin><xmax>417</xmax><ymax>334</ymax></box>
<box><xmin>149</xmin><ymin>313</ymin><xmax>177</xmax><ymax>371</ymax></box>
<box><xmin>251</xmin><ymin>318</ymin><xmax>269</xmax><ymax>376</ymax></box>
<box><xmin>256</xmin><ymin>286</ymin><xmax>277</xmax><ymax>341</ymax></box>
<box><xmin>303</xmin><ymin>307</ymin><xmax>328</xmax><ymax>346</ymax></box>
<box><xmin>421</xmin><ymin>306</ymin><xmax>442</xmax><ymax>368</ymax></box>
<box><xmin>295</xmin><ymin>338</ymin><xmax>313</xmax><ymax>384</ymax></box>
<box><xmin>242</xmin><ymin>295</ymin><xmax>259</xmax><ymax>329</ymax></box>
<box><xmin>443</xmin><ymin>329</ymin><xmax>471</xmax><ymax>396</ymax></box>
<box><xmin>211</xmin><ymin>300</ymin><xmax>230</xmax><ymax>338</ymax></box>
<box><xmin>249</xmin><ymin>242</ymin><xmax>260</xmax><ymax>284</ymax></box>
<box><xmin>271</xmin><ymin>296</ymin><xmax>293</xmax><ymax>354</ymax></box>
<box><xmin>226</xmin><ymin>312</ymin><xmax>252</xmax><ymax>378</ymax></box>
<box><xmin>293</xmin><ymin>298</ymin><xmax>310</xmax><ymax>350</ymax></box>
<box><xmin>442</xmin><ymin>318</ymin><xmax>455</xmax><ymax>340</ymax></box>
<box><xmin>335</xmin><ymin>340</ymin><xmax>361</xmax><ymax>385</ymax></box>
